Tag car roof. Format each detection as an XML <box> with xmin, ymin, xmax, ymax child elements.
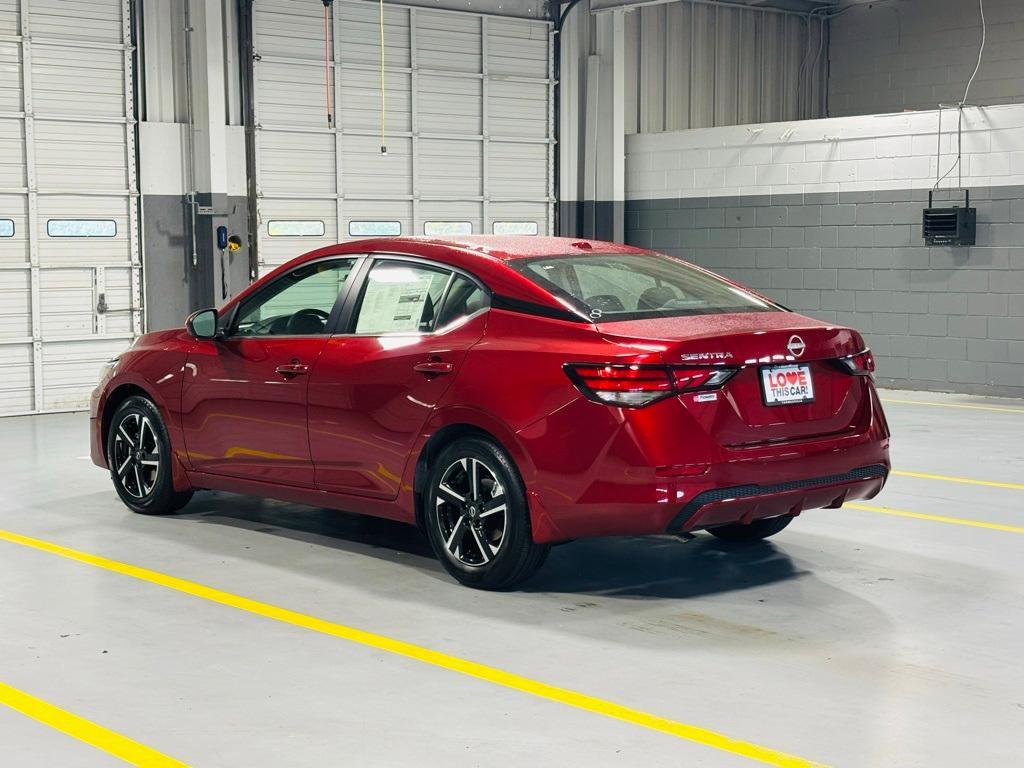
<box><xmin>413</xmin><ymin>235</ymin><xmax>648</xmax><ymax>260</ymax></box>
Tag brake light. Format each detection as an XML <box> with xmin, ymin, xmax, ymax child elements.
<box><xmin>835</xmin><ymin>349</ymin><xmax>875</xmax><ymax>376</ymax></box>
<box><xmin>565</xmin><ymin>364</ymin><xmax>738</xmax><ymax>408</ymax></box>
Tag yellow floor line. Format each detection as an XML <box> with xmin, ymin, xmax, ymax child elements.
<box><xmin>880</xmin><ymin>397</ymin><xmax>1024</xmax><ymax>414</ymax></box>
<box><xmin>0</xmin><ymin>528</ymin><xmax>825</xmax><ymax>768</ymax></box>
<box><xmin>890</xmin><ymin>470</ymin><xmax>1024</xmax><ymax>491</ymax></box>
<box><xmin>0</xmin><ymin>679</ymin><xmax>188</xmax><ymax>768</ymax></box>
<box><xmin>846</xmin><ymin>503</ymin><xmax>1024</xmax><ymax>534</ymax></box>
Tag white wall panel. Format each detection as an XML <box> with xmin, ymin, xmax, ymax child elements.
<box><xmin>0</xmin><ymin>269</ymin><xmax>30</xmax><ymax>338</ymax></box>
<box><xmin>0</xmin><ymin>0</ymin><xmax>19</xmax><ymax>34</ymax></box>
<box><xmin>0</xmin><ymin>0</ymin><xmax>139</xmax><ymax>415</ymax></box>
<box><xmin>0</xmin><ymin>41</ymin><xmax>22</xmax><ymax>111</ymax></box>
<box><xmin>489</xmin><ymin>80</ymin><xmax>547</xmax><ymax>138</ymax></box>
<box><xmin>418</xmin><ymin>74</ymin><xmax>481</xmax><ymax>134</ymax></box>
<box><xmin>34</xmin><ymin>121</ymin><xmax>128</xmax><ymax>190</ymax></box>
<box><xmin>417</xmin><ymin>11</ymin><xmax>480</xmax><ymax>72</ymax></box>
<box><xmin>40</xmin><ymin>338</ymin><xmax>129</xmax><ymax>411</ymax></box>
<box><xmin>488</xmin><ymin>18</ymin><xmax>547</xmax><ymax>77</ymax></box>
<box><xmin>251</xmin><ymin>0</ymin><xmax>552</xmax><ymax>270</ymax></box>
<box><xmin>0</xmin><ymin>345</ymin><xmax>33</xmax><ymax>413</ymax></box>
<box><xmin>31</xmin><ymin>44</ymin><xmax>125</xmax><ymax>117</ymax></box>
<box><xmin>30</xmin><ymin>0</ymin><xmax>122</xmax><ymax>43</ymax></box>
<box><xmin>0</xmin><ymin>119</ymin><xmax>26</xmax><ymax>187</ymax></box>
<box><xmin>344</xmin><ymin>136</ymin><xmax>413</xmax><ymax>197</ymax></box>
<box><xmin>339</xmin><ymin>70</ymin><xmax>412</xmax><ymax>132</ymax></box>
<box><xmin>0</xmin><ymin>194</ymin><xmax>27</xmax><ymax>263</ymax></box>
<box><xmin>420</xmin><ymin>138</ymin><xmax>481</xmax><ymax>197</ymax></box>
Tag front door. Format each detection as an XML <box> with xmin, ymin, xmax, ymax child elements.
<box><xmin>308</xmin><ymin>258</ymin><xmax>489</xmax><ymax>498</ymax></box>
<box><xmin>181</xmin><ymin>257</ymin><xmax>359</xmax><ymax>487</ymax></box>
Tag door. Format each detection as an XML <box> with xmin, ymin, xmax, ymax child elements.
<box><xmin>181</xmin><ymin>257</ymin><xmax>359</xmax><ymax>486</ymax></box>
<box><xmin>309</xmin><ymin>258</ymin><xmax>489</xmax><ymax>498</ymax></box>
<box><xmin>1</xmin><ymin>0</ymin><xmax>141</xmax><ymax>415</ymax></box>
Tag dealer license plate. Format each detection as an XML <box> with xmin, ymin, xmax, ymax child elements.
<box><xmin>760</xmin><ymin>364</ymin><xmax>815</xmax><ymax>406</ymax></box>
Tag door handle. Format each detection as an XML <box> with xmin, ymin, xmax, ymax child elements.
<box><xmin>414</xmin><ymin>360</ymin><xmax>454</xmax><ymax>376</ymax></box>
<box><xmin>276</xmin><ymin>362</ymin><xmax>310</xmax><ymax>378</ymax></box>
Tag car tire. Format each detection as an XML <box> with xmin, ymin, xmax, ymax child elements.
<box><xmin>424</xmin><ymin>437</ymin><xmax>549</xmax><ymax>590</ymax></box>
<box><xmin>107</xmin><ymin>396</ymin><xmax>194</xmax><ymax>515</ymax></box>
<box><xmin>707</xmin><ymin>514</ymin><xmax>793</xmax><ymax>542</ymax></box>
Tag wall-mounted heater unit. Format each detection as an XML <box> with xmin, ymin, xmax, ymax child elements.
<box><xmin>922</xmin><ymin>190</ymin><xmax>976</xmax><ymax>246</ymax></box>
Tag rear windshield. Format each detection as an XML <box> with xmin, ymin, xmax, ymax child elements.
<box><xmin>510</xmin><ymin>252</ymin><xmax>780</xmax><ymax>321</ymax></box>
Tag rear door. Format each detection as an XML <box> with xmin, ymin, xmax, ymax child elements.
<box><xmin>182</xmin><ymin>257</ymin><xmax>360</xmax><ymax>486</ymax></box>
<box><xmin>309</xmin><ymin>257</ymin><xmax>489</xmax><ymax>498</ymax></box>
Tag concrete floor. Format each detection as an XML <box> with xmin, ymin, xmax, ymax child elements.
<box><xmin>0</xmin><ymin>389</ymin><xmax>1022</xmax><ymax>767</ymax></box>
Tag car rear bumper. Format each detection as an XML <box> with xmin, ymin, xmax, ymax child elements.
<box><xmin>666</xmin><ymin>463</ymin><xmax>888</xmax><ymax>532</ymax></box>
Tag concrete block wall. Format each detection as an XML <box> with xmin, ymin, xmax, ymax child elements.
<box><xmin>624</xmin><ymin>104</ymin><xmax>1024</xmax><ymax>398</ymax></box>
<box><xmin>829</xmin><ymin>0</ymin><xmax>1024</xmax><ymax>117</ymax></box>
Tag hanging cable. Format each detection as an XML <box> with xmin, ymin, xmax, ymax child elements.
<box><xmin>323</xmin><ymin>0</ymin><xmax>334</xmax><ymax>127</ymax></box>
<box><xmin>797</xmin><ymin>0</ymin><xmax>900</xmax><ymax>119</ymax></box>
<box><xmin>379</xmin><ymin>0</ymin><xmax>387</xmax><ymax>155</ymax></box>
<box><xmin>934</xmin><ymin>0</ymin><xmax>986</xmax><ymax>190</ymax></box>
<box><xmin>961</xmin><ymin>0</ymin><xmax>986</xmax><ymax>106</ymax></box>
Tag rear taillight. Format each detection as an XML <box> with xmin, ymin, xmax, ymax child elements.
<box><xmin>835</xmin><ymin>349</ymin><xmax>875</xmax><ymax>376</ymax></box>
<box><xmin>565</xmin><ymin>364</ymin><xmax>738</xmax><ymax>408</ymax></box>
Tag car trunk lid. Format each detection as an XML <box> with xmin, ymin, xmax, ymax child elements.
<box><xmin>597</xmin><ymin>311</ymin><xmax>871</xmax><ymax>446</ymax></box>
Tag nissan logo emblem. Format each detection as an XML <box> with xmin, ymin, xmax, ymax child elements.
<box><xmin>787</xmin><ymin>335</ymin><xmax>806</xmax><ymax>357</ymax></box>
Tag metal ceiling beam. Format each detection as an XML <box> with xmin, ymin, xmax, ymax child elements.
<box><xmin>589</xmin><ymin>0</ymin><xmax>834</xmax><ymax>16</ymax></box>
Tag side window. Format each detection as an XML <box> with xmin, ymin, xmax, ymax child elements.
<box><xmin>354</xmin><ymin>260</ymin><xmax>452</xmax><ymax>334</ymax></box>
<box><xmin>234</xmin><ymin>258</ymin><xmax>357</xmax><ymax>336</ymax></box>
<box><xmin>435</xmin><ymin>274</ymin><xmax>488</xmax><ymax>328</ymax></box>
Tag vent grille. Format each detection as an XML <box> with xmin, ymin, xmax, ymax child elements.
<box><xmin>923</xmin><ymin>190</ymin><xmax>976</xmax><ymax>246</ymax></box>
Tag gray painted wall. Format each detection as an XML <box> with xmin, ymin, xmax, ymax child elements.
<box><xmin>143</xmin><ymin>194</ymin><xmax>251</xmax><ymax>331</ymax></box>
<box><xmin>625</xmin><ymin>186</ymin><xmax>1024</xmax><ymax>398</ymax></box>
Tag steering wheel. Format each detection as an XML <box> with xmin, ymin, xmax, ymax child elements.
<box><xmin>285</xmin><ymin>307</ymin><xmax>330</xmax><ymax>335</ymax></box>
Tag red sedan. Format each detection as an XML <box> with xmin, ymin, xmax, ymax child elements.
<box><xmin>91</xmin><ymin>236</ymin><xmax>890</xmax><ymax>589</ymax></box>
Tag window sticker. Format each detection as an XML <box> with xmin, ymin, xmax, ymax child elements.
<box><xmin>356</xmin><ymin>265</ymin><xmax>446</xmax><ymax>333</ymax></box>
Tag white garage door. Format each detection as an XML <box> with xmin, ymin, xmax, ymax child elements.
<box><xmin>251</xmin><ymin>0</ymin><xmax>553</xmax><ymax>270</ymax></box>
<box><xmin>0</xmin><ymin>0</ymin><xmax>140</xmax><ymax>415</ymax></box>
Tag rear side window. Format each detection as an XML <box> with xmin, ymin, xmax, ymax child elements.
<box><xmin>354</xmin><ymin>261</ymin><xmax>452</xmax><ymax>334</ymax></box>
<box><xmin>510</xmin><ymin>253</ymin><xmax>778</xmax><ymax>321</ymax></box>
<box><xmin>435</xmin><ymin>274</ymin><xmax>488</xmax><ymax>328</ymax></box>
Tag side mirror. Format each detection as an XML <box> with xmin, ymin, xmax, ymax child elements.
<box><xmin>186</xmin><ymin>308</ymin><xmax>220</xmax><ymax>340</ymax></box>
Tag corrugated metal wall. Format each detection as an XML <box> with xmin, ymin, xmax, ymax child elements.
<box><xmin>252</xmin><ymin>0</ymin><xmax>553</xmax><ymax>271</ymax></box>
<box><xmin>623</xmin><ymin>0</ymin><xmax>827</xmax><ymax>134</ymax></box>
<box><xmin>0</xmin><ymin>0</ymin><xmax>140</xmax><ymax>415</ymax></box>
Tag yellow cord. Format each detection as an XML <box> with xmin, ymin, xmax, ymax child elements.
<box><xmin>379</xmin><ymin>0</ymin><xmax>387</xmax><ymax>154</ymax></box>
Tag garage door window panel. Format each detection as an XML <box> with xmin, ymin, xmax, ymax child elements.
<box><xmin>46</xmin><ymin>219</ymin><xmax>117</xmax><ymax>237</ymax></box>
<box><xmin>267</xmin><ymin>220</ymin><xmax>326</xmax><ymax>237</ymax></box>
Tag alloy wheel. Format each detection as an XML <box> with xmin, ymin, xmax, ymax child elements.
<box><xmin>112</xmin><ymin>412</ymin><xmax>161</xmax><ymax>499</ymax></box>
<box><xmin>434</xmin><ymin>457</ymin><xmax>508</xmax><ymax>567</ymax></box>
